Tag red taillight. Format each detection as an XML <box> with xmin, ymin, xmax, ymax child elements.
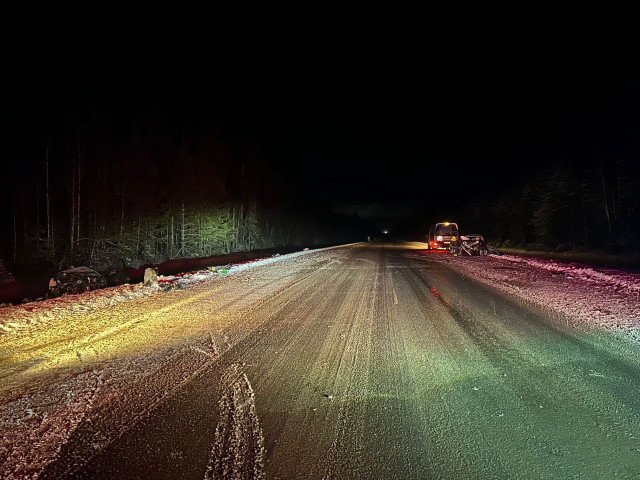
<box><xmin>431</xmin><ymin>241</ymin><xmax>439</xmax><ymax>248</ymax></box>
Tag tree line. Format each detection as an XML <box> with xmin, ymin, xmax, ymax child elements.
<box><xmin>459</xmin><ymin>143</ymin><xmax>640</xmax><ymax>252</ymax></box>
<box><xmin>2</xmin><ymin>112</ymin><xmax>371</xmax><ymax>273</ymax></box>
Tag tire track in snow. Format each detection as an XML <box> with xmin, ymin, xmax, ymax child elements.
<box><xmin>37</xmin><ymin>252</ymin><xmax>342</xmax><ymax>479</ymax></box>
<box><xmin>38</xmin><ymin>338</ymin><xmax>224</xmax><ymax>479</ymax></box>
<box><xmin>204</xmin><ymin>364</ymin><xmax>265</xmax><ymax>480</ymax></box>
<box><xmin>321</xmin><ymin>247</ymin><xmax>381</xmax><ymax>479</ymax></box>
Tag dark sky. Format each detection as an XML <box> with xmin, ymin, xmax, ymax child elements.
<box><xmin>8</xmin><ymin>11</ymin><xmax>640</xmax><ymax>230</ymax></box>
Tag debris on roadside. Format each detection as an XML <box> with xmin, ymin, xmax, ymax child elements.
<box><xmin>143</xmin><ymin>268</ymin><xmax>158</xmax><ymax>287</ymax></box>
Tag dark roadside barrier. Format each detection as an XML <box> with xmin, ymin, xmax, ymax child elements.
<box><xmin>126</xmin><ymin>246</ymin><xmax>307</xmax><ymax>283</ymax></box>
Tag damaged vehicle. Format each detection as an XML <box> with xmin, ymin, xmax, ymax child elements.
<box><xmin>54</xmin><ymin>266</ymin><xmax>107</xmax><ymax>295</ymax></box>
<box><xmin>450</xmin><ymin>234</ymin><xmax>490</xmax><ymax>256</ymax></box>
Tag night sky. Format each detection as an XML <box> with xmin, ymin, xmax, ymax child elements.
<box><xmin>8</xmin><ymin>13</ymin><xmax>640</xmax><ymax>232</ymax></box>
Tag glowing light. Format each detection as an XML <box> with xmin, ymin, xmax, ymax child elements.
<box><xmin>443</xmin><ymin>222</ymin><xmax>450</xmax><ymax>226</ymax></box>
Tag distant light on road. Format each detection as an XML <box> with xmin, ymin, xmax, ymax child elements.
<box><xmin>382</xmin><ymin>229</ymin><xmax>389</xmax><ymax>234</ymax></box>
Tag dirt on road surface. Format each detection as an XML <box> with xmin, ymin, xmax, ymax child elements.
<box><xmin>1</xmin><ymin>242</ymin><xmax>639</xmax><ymax>479</ymax></box>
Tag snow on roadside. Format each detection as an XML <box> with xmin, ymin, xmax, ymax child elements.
<box><xmin>0</xmin><ymin>284</ymin><xmax>157</xmax><ymax>335</ymax></box>
<box><xmin>226</xmin><ymin>242</ymin><xmax>362</xmax><ymax>274</ymax></box>
<box><xmin>499</xmin><ymin>254</ymin><xmax>640</xmax><ymax>294</ymax></box>
<box><xmin>0</xmin><ymin>244</ymin><xmax>361</xmax><ymax>335</ymax></box>
<box><xmin>420</xmin><ymin>252</ymin><xmax>640</xmax><ymax>343</ymax></box>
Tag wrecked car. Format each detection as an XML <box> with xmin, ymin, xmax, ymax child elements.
<box><xmin>54</xmin><ymin>266</ymin><xmax>107</xmax><ymax>295</ymax></box>
<box><xmin>450</xmin><ymin>234</ymin><xmax>489</xmax><ymax>256</ymax></box>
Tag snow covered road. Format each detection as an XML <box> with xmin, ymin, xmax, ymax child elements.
<box><xmin>1</xmin><ymin>242</ymin><xmax>639</xmax><ymax>479</ymax></box>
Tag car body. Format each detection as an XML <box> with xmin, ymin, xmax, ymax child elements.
<box><xmin>451</xmin><ymin>234</ymin><xmax>488</xmax><ymax>256</ymax></box>
<box><xmin>427</xmin><ymin>222</ymin><xmax>459</xmax><ymax>250</ymax></box>
<box><xmin>56</xmin><ymin>266</ymin><xmax>107</xmax><ymax>295</ymax></box>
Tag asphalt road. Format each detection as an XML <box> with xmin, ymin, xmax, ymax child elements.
<box><xmin>37</xmin><ymin>243</ymin><xmax>640</xmax><ymax>479</ymax></box>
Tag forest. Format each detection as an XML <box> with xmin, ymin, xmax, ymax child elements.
<box><xmin>3</xmin><ymin>102</ymin><xmax>639</xmax><ymax>286</ymax></box>
<box><xmin>458</xmin><ymin>142</ymin><xmax>640</xmax><ymax>253</ymax></box>
<box><xmin>1</xmin><ymin>109</ymin><xmax>373</xmax><ymax>278</ymax></box>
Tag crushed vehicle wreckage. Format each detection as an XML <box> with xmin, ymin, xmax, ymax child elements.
<box><xmin>451</xmin><ymin>234</ymin><xmax>488</xmax><ymax>256</ymax></box>
<box><xmin>450</xmin><ymin>234</ymin><xmax>501</xmax><ymax>256</ymax></box>
<box><xmin>50</xmin><ymin>266</ymin><xmax>107</xmax><ymax>296</ymax></box>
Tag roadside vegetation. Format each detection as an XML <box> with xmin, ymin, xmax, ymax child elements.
<box><xmin>2</xmin><ymin>114</ymin><xmax>372</xmax><ymax>278</ymax></box>
<box><xmin>459</xmin><ymin>144</ymin><xmax>640</xmax><ymax>260</ymax></box>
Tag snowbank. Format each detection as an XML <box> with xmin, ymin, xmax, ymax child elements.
<box><xmin>419</xmin><ymin>252</ymin><xmax>640</xmax><ymax>343</ymax></box>
<box><xmin>0</xmin><ymin>243</ymin><xmax>362</xmax><ymax>334</ymax></box>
